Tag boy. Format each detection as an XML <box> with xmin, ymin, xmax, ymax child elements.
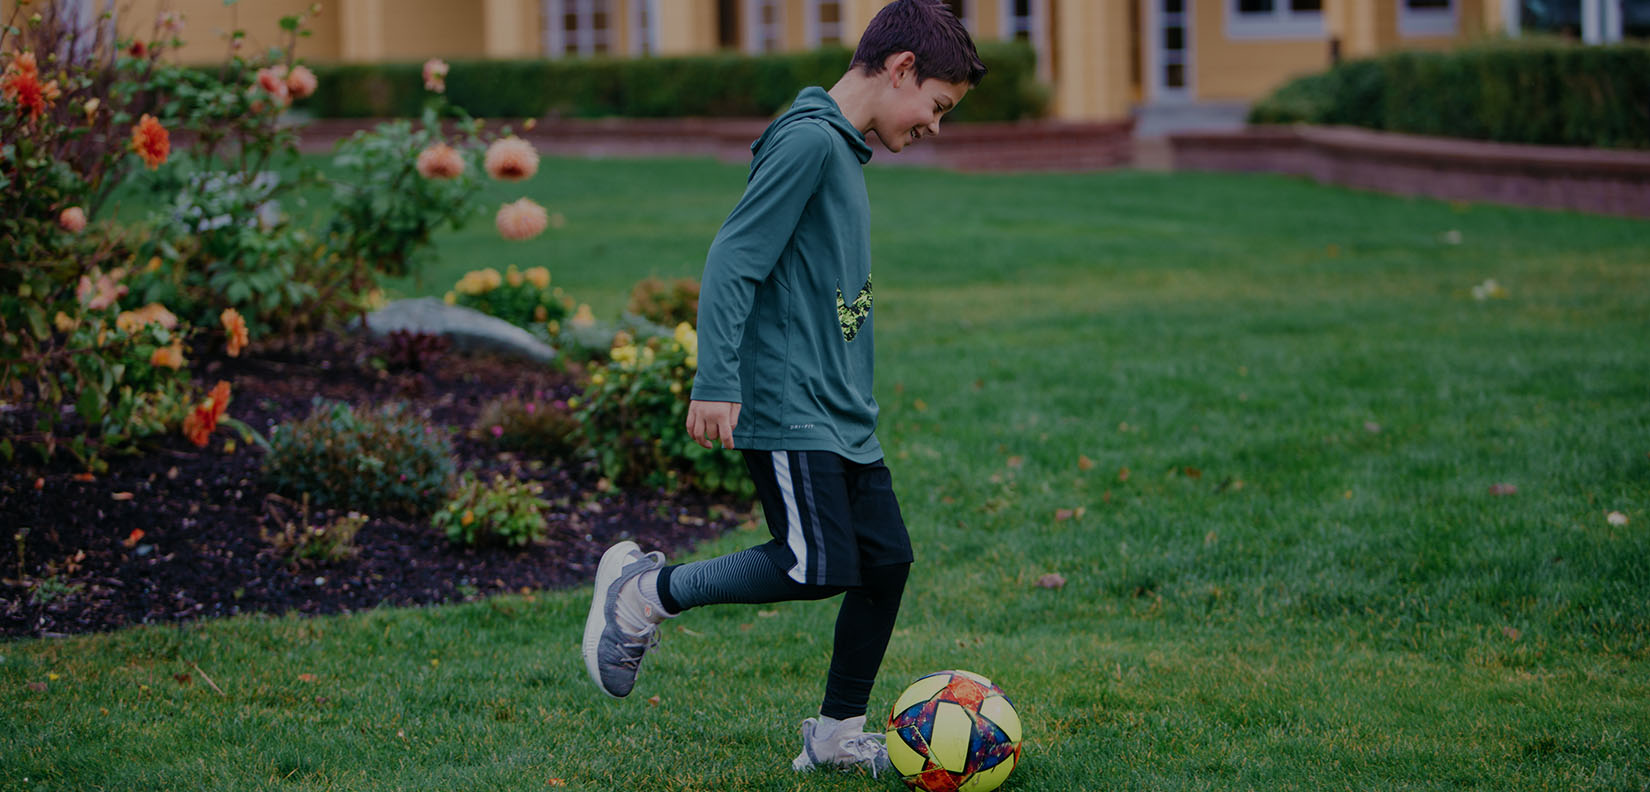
<box><xmin>582</xmin><ymin>0</ymin><xmax>986</xmax><ymax>775</ymax></box>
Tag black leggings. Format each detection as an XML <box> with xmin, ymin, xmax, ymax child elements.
<box><xmin>657</xmin><ymin>547</ymin><xmax>910</xmax><ymax>720</ymax></box>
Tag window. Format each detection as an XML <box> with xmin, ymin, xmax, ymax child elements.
<box><xmin>631</xmin><ymin>0</ymin><xmax>659</xmax><ymax>55</ymax></box>
<box><xmin>544</xmin><ymin>0</ymin><xmax>612</xmax><ymax>57</ymax></box>
<box><xmin>1006</xmin><ymin>0</ymin><xmax>1035</xmax><ymax>41</ymax></box>
<box><xmin>1399</xmin><ymin>0</ymin><xmax>1457</xmax><ymax>36</ymax></box>
<box><xmin>999</xmin><ymin>0</ymin><xmax>1050</xmax><ymax>81</ymax></box>
<box><xmin>1226</xmin><ymin>0</ymin><xmax>1325</xmax><ymax>38</ymax></box>
<box><xmin>806</xmin><ymin>0</ymin><xmax>844</xmax><ymax>47</ymax></box>
<box><xmin>746</xmin><ymin>0</ymin><xmax>783</xmax><ymax>53</ymax></box>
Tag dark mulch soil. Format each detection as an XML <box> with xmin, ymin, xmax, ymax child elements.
<box><xmin>0</xmin><ymin>333</ymin><xmax>744</xmax><ymax>639</ymax></box>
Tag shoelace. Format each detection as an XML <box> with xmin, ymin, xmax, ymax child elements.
<box><xmin>838</xmin><ymin>732</ymin><xmax>888</xmax><ymax>778</ymax></box>
<box><xmin>615</xmin><ymin>625</ymin><xmax>660</xmax><ymax>670</ymax></box>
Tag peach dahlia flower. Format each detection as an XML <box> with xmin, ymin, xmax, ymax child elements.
<box><xmin>423</xmin><ymin>58</ymin><xmax>449</xmax><ymax>93</ymax></box>
<box><xmin>416</xmin><ymin>143</ymin><xmax>465</xmax><ymax>179</ymax></box>
<box><xmin>256</xmin><ymin>67</ymin><xmax>290</xmax><ymax>105</ymax></box>
<box><xmin>285</xmin><ymin>64</ymin><xmax>317</xmax><ymax>100</ymax></box>
<box><xmin>58</xmin><ymin>206</ymin><xmax>87</xmax><ymax>233</ymax></box>
<box><xmin>220</xmin><ymin>307</ymin><xmax>249</xmax><ymax>357</ymax></box>
<box><xmin>484</xmin><ymin>136</ymin><xmax>539</xmax><ymax>182</ymax></box>
<box><xmin>495</xmin><ymin>198</ymin><xmax>549</xmax><ymax>241</ymax></box>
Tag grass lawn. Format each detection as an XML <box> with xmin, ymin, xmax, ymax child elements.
<box><xmin>4</xmin><ymin>158</ymin><xmax>1648</xmax><ymax>791</ymax></box>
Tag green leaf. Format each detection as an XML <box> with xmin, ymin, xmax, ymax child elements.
<box><xmin>279</xmin><ymin>15</ymin><xmax>300</xmax><ymax>31</ymax></box>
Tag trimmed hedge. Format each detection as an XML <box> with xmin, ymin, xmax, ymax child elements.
<box><xmin>1249</xmin><ymin>42</ymin><xmax>1650</xmax><ymax>149</ymax></box>
<box><xmin>305</xmin><ymin>41</ymin><xmax>1046</xmax><ymax>123</ymax></box>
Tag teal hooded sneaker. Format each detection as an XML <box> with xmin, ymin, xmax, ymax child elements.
<box><xmin>582</xmin><ymin>541</ymin><xmax>668</xmax><ymax>698</ymax></box>
<box><xmin>791</xmin><ymin>715</ymin><xmax>891</xmax><ymax>777</ymax></box>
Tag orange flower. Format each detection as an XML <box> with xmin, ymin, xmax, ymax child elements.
<box><xmin>58</xmin><ymin>206</ymin><xmax>87</xmax><ymax>233</ymax></box>
<box><xmin>2</xmin><ymin>51</ymin><xmax>61</xmax><ymax>122</ymax></box>
<box><xmin>256</xmin><ymin>67</ymin><xmax>290</xmax><ymax>106</ymax></box>
<box><xmin>116</xmin><ymin>302</ymin><xmax>179</xmax><ymax>334</ymax></box>
<box><xmin>285</xmin><ymin>64</ymin><xmax>317</xmax><ymax>100</ymax></box>
<box><xmin>131</xmin><ymin>114</ymin><xmax>170</xmax><ymax>170</ymax></box>
<box><xmin>150</xmin><ymin>341</ymin><xmax>185</xmax><ymax>370</ymax></box>
<box><xmin>416</xmin><ymin>143</ymin><xmax>465</xmax><ymax>179</ymax></box>
<box><xmin>220</xmin><ymin>307</ymin><xmax>249</xmax><ymax>357</ymax></box>
<box><xmin>495</xmin><ymin>198</ymin><xmax>549</xmax><ymax>241</ymax></box>
<box><xmin>422</xmin><ymin>58</ymin><xmax>448</xmax><ymax>93</ymax></box>
<box><xmin>484</xmin><ymin>136</ymin><xmax>538</xmax><ymax>181</ymax></box>
<box><xmin>181</xmin><ymin>382</ymin><xmax>230</xmax><ymax>447</ymax></box>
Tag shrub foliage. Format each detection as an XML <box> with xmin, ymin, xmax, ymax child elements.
<box><xmin>1249</xmin><ymin>42</ymin><xmax>1650</xmax><ymax>149</ymax></box>
<box><xmin>263</xmin><ymin>400</ymin><xmax>456</xmax><ymax>518</ymax></box>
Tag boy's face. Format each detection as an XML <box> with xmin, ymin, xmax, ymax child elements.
<box><xmin>876</xmin><ymin>53</ymin><xmax>969</xmax><ymax>153</ymax></box>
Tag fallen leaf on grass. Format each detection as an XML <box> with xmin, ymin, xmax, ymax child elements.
<box><xmin>548</xmin><ymin>780</ymin><xmax>566</xmax><ymax>788</ymax></box>
<box><xmin>913</xmin><ymin>399</ymin><xmax>928</xmax><ymax>413</ymax></box>
<box><xmin>647</xmin><ymin>695</ymin><xmax>661</xmax><ymax>706</ymax></box>
<box><xmin>1364</xmin><ymin>421</ymin><xmax>1382</xmax><ymax>434</ymax></box>
<box><xmin>1502</xmin><ymin>626</ymin><xmax>1521</xmax><ymax>642</ymax></box>
<box><xmin>757</xmin><ymin>609</ymin><xmax>778</xmax><ymax>618</ymax></box>
<box><xmin>1036</xmin><ymin>573</ymin><xmax>1066</xmax><ymax>589</ymax></box>
<box><xmin>1117</xmin><ymin>467</ymin><xmax>1131</xmax><ymax>482</ymax></box>
<box><xmin>26</xmin><ymin>681</ymin><xmax>47</xmax><ymax>692</ymax></box>
<box><xmin>1183</xmin><ymin>467</ymin><xmax>1202</xmax><ymax>479</ymax></box>
<box><xmin>298</xmin><ymin>673</ymin><xmax>317</xmax><ymax>683</ymax></box>
<box><xmin>1205</xmin><ymin>530</ymin><xmax>1218</xmax><ymax>546</ymax></box>
<box><xmin>1489</xmin><ymin>483</ymin><xmax>1518</xmax><ymax>496</ymax></box>
<box><xmin>1606</xmin><ymin>511</ymin><xmax>1629</xmax><ymax>526</ymax></box>
<box><xmin>1053</xmin><ymin>507</ymin><xmax>1087</xmax><ymax>522</ymax></box>
<box><xmin>173</xmin><ymin>674</ymin><xmax>191</xmax><ymax>685</ymax></box>
<box><xmin>1077</xmin><ymin>455</ymin><xmax>1095</xmax><ymax>472</ymax></box>
<box><xmin>1006</xmin><ymin>456</ymin><xmax>1023</xmax><ymax>469</ymax></box>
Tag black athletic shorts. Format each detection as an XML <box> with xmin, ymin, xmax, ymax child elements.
<box><xmin>742</xmin><ymin>450</ymin><xmax>913</xmax><ymax>588</ymax></box>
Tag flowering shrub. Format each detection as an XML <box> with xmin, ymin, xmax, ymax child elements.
<box><xmin>262</xmin><ymin>400</ymin><xmax>456</xmax><ymax>518</ymax></box>
<box><xmin>433</xmin><ymin>473</ymin><xmax>551</xmax><ymax>547</ymax></box>
<box><xmin>444</xmin><ymin>266</ymin><xmax>569</xmax><ymax>330</ymax></box>
<box><xmin>626</xmin><ymin>276</ymin><xmax>700</xmax><ymax>327</ymax></box>
<box><xmin>573</xmin><ymin>323</ymin><xmax>752</xmax><ymax>497</ymax></box>
<box><xmin>474</xmin><ymin>393</ymin><xmax>582</xmax><ymax>460</ymax></box>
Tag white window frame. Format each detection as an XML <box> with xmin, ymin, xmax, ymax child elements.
<box><xmin>1225</xmin><ymin>0</ymin><xmax>1325</xmax><ymax>40</ymax></box>
<box><xmin>631</xmin><ymin>0</ymin><xmax>660</xmax><ymax>55</ymax></box>
<box><xmin>804</xmin><ymin>0</ymin><xmax>845</xmax><ymax>47</ymax></box>
<box><xmin>543</xmin><ymin>0</ymin><xmax>613</xmax><ymax>58</ymax></box>
<box><xmin>744</xmin><ymin>0</ymin><xmax>784</xmax><ymax>53</ymax></box>
<box><xmin>1398</xmin><ymin>0</ymin><xmax>1458</xmax><ymax>37</ymax></box>
<box><xmin>999</xmin><ymin>0</ymin><xmax>1051</xmax><ymax>82</ymax></box>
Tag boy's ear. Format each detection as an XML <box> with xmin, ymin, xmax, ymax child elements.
<box><xmin>883</xmin><ymin>51</ymin><xmax>918</xmax><ymax>86</ymax></box>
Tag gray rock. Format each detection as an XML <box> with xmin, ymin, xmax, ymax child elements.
<box><xmin>361</xmin><ymin>298</ymin><xmax>557</xmax><ymax>363</ymax></box>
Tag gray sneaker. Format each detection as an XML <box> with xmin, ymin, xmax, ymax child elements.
<box><xmin>582</xmin><ymin>541</ymin><xmax>667</xmax><ymax>698</ymax></box>
<box><xmin>790</xmin><ymin>715</ymin><xmax>891</xmax><ymax>777</ymax></box>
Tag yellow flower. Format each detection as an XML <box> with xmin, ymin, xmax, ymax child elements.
<box><xmin>533</xmin><ymin>304</ymin><xmax>547</xmax><ymax>322</ymax></box>
<box><xmin>591</xmin><ymin>372</ymin><xmax>606</xmax><ymax>386</ymax></box>
<box><xmin>481</xmin><ymin>268</ymin><xmax>503</xmax><ymax>290</ymax></box>
<box><xmin>669</xmin><ymin>381</ymin><xmax>682</xmax><ymax>394</ymax></box>
<box><xmin>53</xmin><ymin>311</ymin><xmax>78</xmax><ymax>333</ymax></box>
<box><xmin>686</xmin><ymin>354</ymin><xmax>697</xmax><ymax>369</ymax></box>
<box><xmin>145</xmin><ymin>256</ymin><xmax>162</xmax><ymax>273</ymax></box>
<box><xmin>570</xmin><ymin>304</ymin><xmax>595</xmax><ymax>328</ymax></box>
<box><xmin>506</xmin><ymin>266</ymin><xmax>524</xmax><ymax>288</ymax></box>
<box><xmin>524</xmin><ymin>266</ymin><xmax>550</xmax><ymax>289</ymax></box>
<box><xmin>546</xmin><ymin>320</ymin><xmax>560</xmax><ymax>335</ymax></box>
<box><xmin>673</xmin><ymin>322</ymin><xmax>698</xmax><ymax>358</ymax></box>
<box><xmin>460</xmin><ymin>509</ymin><xmax>474</xmax><ymax>527</ymax></box>
<box><xmin>444</xmin><ymin>291</ymin><xmax>457</xmax><ymax>305</ymax></box>
<box><xmin>455</xmin><ymin>272</ymin><xmax>487</xmax><ymax>296</ymax></box>
<box><xmin>612</xmin><ymin>331</ymin><xmax>633</xmax><ymax>348</ymax></box>
<box><xmin>640</xmin><ymin>346</ymin><xmax>655</xmax><ymax>367</ymax></box>
<box><xmin>611</xmin><ymin>344</ymin><xmax>637</xmax><ymax>366</ymax></box>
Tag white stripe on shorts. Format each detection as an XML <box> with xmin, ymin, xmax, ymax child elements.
<box><xmin>772</xmin><ymin>451</ymin><xmax>809</xmax><ymax>584</ymax></box>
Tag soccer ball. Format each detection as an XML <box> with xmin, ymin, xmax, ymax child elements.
<box><xmin>885</xmin><ymin>669</ymin><xmax>1023</xmax><ymax>792</ymax></box>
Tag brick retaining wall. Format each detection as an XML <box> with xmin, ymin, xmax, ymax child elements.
<box><xmin>299</xmin><ymin>117</ymin><xmax>1135</xmax><ymax>173</ymax></box>
<box><xmin>1167</xmin><ymin>126</ymin><xmax>1650</xmax><ymax>219</ymax></box>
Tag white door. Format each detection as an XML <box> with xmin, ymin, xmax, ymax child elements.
<box><xmin>1147</xmin><ymin>0</ymin><xmax>1194</xmax><ymax>101</ymax></box>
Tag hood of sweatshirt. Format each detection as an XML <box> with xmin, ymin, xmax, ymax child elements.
<box><xmin>751</xmin><ymin>86</ymin><xmax>874</xmax><ymax>165</ymax></box>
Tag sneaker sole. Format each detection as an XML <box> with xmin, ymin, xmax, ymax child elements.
<box><xmin>582</xmin><ymin>540</ymin><xmax>640</xmax><ymax>698</ymax></box>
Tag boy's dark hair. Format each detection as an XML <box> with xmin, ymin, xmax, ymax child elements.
<box><xmin>851</xmin><ymin>0</ymin><xmax>987</xmax><ymax>87</ymax></box>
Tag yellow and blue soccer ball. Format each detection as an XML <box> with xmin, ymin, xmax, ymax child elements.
<box><xmin>885</xmin><ymin>669</ymin><xmax>1022</xmax><ymax>792</ymax></box>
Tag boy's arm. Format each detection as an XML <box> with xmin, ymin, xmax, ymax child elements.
<box><xmin>690</xmin><ymin>123</ymin><xmax>833</xmax><ymax>410</ymax></box>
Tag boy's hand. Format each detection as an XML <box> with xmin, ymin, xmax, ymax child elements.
<box><xmin>686</xmin><ymin>400</ymin><xmax>741</xmax><ymax>450</ymax></box>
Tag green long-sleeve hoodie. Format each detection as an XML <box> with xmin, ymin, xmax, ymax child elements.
<box><xmin>690</xmin><ymin>87</ymin><xmax>882</xmax><ymax>462</ymax></box>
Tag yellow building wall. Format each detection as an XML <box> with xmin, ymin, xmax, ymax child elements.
<box><xmin>94</xmin><ymin>0</ymin><xmax>342</xmax><ymax>64</ymax></box>
<box><xmin>1194</xmin><ymin>0</ymin><xmax>1332</xmax><ymax>101</ymax></box>
<box><xmin>377</xmin><ymin>0</ymin><xmax>484</xmax><ymax>60</ymax></box>
<box><xmin>656</xmin><ymin>0</ymin><xmax>722</xmax><ymax>55</ymax></box>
